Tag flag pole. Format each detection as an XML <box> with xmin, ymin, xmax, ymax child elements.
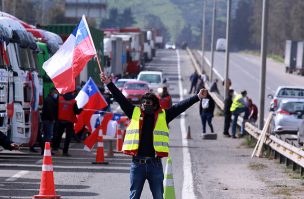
<box><xmin>95</xmin><ymin>55</ymin><xmax>103</xmax><ymax>73</ymax></box>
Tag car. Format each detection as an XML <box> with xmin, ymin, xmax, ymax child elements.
<box><xmin>137</xmin><ymin>71</ymin><xmax>167</xmax><ymax>94</ymax></box>
<box><xmin>216</xmin><ymin>38</ymin><xmax>226</xmax><ymax>51</ymax></box>
<box><xmin>268</xmin><ymin>86</ymin><xmax>304</xmax><ymax>111</ymax></box>
<box><xmin>115</xmin><ymin>78</ymin><xmax>136</xmax><ymax>91</ymax></box>
<box><xmin>270</xmin><ymin>98</ymin><xmax>304</xmax><ymax>135</ymax></box>
<box><xmin>121</xmin><ymin>80</ymin><xmax>150</xmax><ymax>104</ymax></box>
<box><xmin>165</xmin><ymin>42</ymin><xmax>176</xmax><ymax>50</ymax></box>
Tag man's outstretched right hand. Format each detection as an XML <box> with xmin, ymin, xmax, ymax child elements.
<box><xmin>100</xmin><ymin>72</ymin><xmax>111</xmax><ymax>85</ymax></box>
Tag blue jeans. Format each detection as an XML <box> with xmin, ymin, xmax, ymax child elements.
<box><xmin>231</xmin><ymin>107</ymin><xmax>249</xmax><ymax>136</ymax></box>
<box><xmin>200</xmin><ymin>112</ymin><xmax>214</xmax><ymax>133</ymax></box>
<box><xmin>42</xmin><ymin>120</ymin><xmax>55</xmax><ymax>142</ymax></box>
<box><xmin>130</xmin><ymin>157</ymin><xmax>164</xmax><ymax>199</ymax></box>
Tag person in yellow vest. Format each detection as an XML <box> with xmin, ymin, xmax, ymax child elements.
<box><xmin>101</xmin><ymin>72</ymin><xmax>207</xmax><ymax>199</ymax></box>
<box><xmin>230</xmin><ymin>90</ymin><xmax>249</xmax><ymax>138</ymax></box>
<box><xmin>53</xmin><ymin>92</ymin><xmax>82</xmax><ymax>156</ymax></box>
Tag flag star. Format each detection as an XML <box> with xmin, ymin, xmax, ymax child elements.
<box><xmin>76</xmin><ymin>29</ymin><xmax>82</xmax><ymax>38</ymax></box>
<box><xmin>87</xmin><ymin>85</ymin><xmax>92</xmax><ymax>93</ymax></box>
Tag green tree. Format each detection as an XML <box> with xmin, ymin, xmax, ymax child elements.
<box><xmin>231</xmin><ymin>0</ymin><xmax>254</xmax><ymax>50</ymax></box>
<box><xmin>143</xmin><ymin>14</ymin><xmax>171</xmax><ymax>43</ymax></box>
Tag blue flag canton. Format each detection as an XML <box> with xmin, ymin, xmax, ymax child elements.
<box><xmin>94</xmin><ymin>117</ymin><xmax>101</xmax><ymax>128</ymax></box>
<box><xmin>83</xmin><ymin>78</ymin><xmax>99</xmax><ymax>97</ymax></box>
<box><xmin>72</xmin><ymin>18</ymin><xmax>90</xmax><ymax>45</ymax></box>
<box><xmin>112</xmin><ymin>113</ymin><xmax>123</xmax><ymax>121</ymax></box>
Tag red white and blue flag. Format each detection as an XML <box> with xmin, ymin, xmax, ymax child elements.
<box><xmin>74</xmin><ymin>77</ymin><xmax>108</xmax><ymax>133</ymax></box>
<box><xmin>42</xmin><ymin>15</ymin><xmax>96</xmax><ymax>94</ymax></box>
<box><xmin>83</xmin><ymin>111</ymin><xmax>123</xmax><ymax>151</ymax></box>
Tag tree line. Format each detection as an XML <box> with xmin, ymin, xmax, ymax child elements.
<box><xmin>232</xmin><ymin>0</ymin><xmax>304</xmax><ymax>56</ymax></box>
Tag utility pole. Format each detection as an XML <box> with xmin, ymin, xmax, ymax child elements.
<box><xmin>258</xmin><ymin>0</ymin><xmax>269</xmax><ymax>129</ymax></box>
<box><xmin>210</xmin><ymin>0</ymin><xmax>216</xmax><ymax>83</ymax></box>
<box><xmin>1</xmin><ymin>0</ymin><xmax>4</xmax><ymax>12</ymax></box>
<box><xmin>224</xmin><ymin>0</ymin><xmax>231</xmax><ymax>99</ymax></box>
<box><xmin>201</xmin><ymin>0</ymin><xmax>207</xmax><ymax>72</ymax></box>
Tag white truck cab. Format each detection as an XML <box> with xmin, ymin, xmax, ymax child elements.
<box><xmin>0</xmin><ymin>16</ymin><xmax>39</xmax><ymax>144</ymax></box>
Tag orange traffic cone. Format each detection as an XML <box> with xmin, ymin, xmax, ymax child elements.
<box><xmin>92</xmin><ymin>130</ymin><xmax>108</xmax><ymax>165</ymax></box>
<box><xmin>116</xmin><ymin>126</ymin><xmax>123</xmax><ymax>152</ymax></box>
<box><xmin>33</xmin><ymin>142</ymin><xmax>60</xmax><ymax>199</ymax></box>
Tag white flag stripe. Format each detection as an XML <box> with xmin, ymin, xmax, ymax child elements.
<box><xmin>106</xmin><ymin>120</ymin><xmax>117</xmax><ymax>137</ymax></box>
<box><xmin>42</xmin><ymin>165</ymin><xmax>53</xmax><ymax>172</ymax></box>
<box><xmin>117</xmin><ymin>135</ymin><xmax>122</xmax><ymax>139</ymax></box>
<box><xmin>75</xmin><ymin>90</ymin><xmax>89</xmax><ymax>108</ymax></box>
<box><xmin>83</xmin><ymin>145</ymin><xmax>91</xmax><ymax>152</ymax></box>
<box><xmin>97</xmin><ymin>142</ymin><xmax>104</xmax><ymax>147</ymax></box>
<box><xmin>42</xmin><ymin>35</ymin><xmax>75</xmax><ymax>78</ymax></box>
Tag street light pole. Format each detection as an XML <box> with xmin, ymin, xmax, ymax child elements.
<box><xmin>201</xmin><ymin>0</ymin><xmax>207</xmax><ymax>72</ymax></box>
<box><xmin>258</xmin><ymin>0</ymin><xmax>269</xmax><ymax>129</ymax></box>
<box><xmin>224</xmin><ymin>0</ymin><xmax>231</xmax><ymax>99</ymax></box>
<box><xmin>210</xmin><ymin>0</ymin><xmax>216</xmax><ymax>83</ymax></box>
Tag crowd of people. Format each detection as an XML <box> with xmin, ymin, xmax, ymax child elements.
<box><xmin>189</xmin><ymin>70</ymin><xmax>258</xmax><ymax>138</ymax></box>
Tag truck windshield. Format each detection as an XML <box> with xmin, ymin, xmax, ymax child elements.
<box><xmin>16</xmin><ymin>47</ymin><xmax>31</xmax><ymax>69</ymax></box>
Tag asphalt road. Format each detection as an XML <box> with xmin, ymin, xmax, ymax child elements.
<box><xmin>0</xmin><ymin>49</ymin><xmax>303</xmax><ymax>199</ymax></box>
<box><xmin>202</xmin><ymin>51</ymin><xmax>304</xmax><ymax>119</ymax></box>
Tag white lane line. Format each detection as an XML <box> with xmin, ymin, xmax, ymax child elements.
<box><xmin>177</xmin><ymin>50</ymin><xmax>196</xmax><ymax>199</ymax></box>
<box><xmin>5</xmin><ymin>170</ymin><xmax>29</xmax><ymax>182</ymax></box>
<box><xmin>197</xmin><ymin>51</ymin><xmax>224</xmax><ymax>81</ymax></box>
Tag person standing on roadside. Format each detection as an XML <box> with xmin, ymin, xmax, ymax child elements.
<box><xmin>230</xmin><ymin>90</ymin><xmax>249</xmax><ymax>138</ymax></box>
<box><xmin>158</xmin><ymin>86</ymin><xmax>172</xmax><ymax>109</ymax></box>
<box><xmin>210</xmin><ymin>79</ymin><xmax>220</xmax><ymax>94</ymax></box>
<box><xmin>199</xmin><ymin>90</ymin><xmax>215</xmax><ymax>134</ymax></box>
<box><xmin>189</xmin><ymin>71</ymin><xmax>199</xmax><ymax>94</ymax></box>
<box><xmin>223</xmin><ymin>89</ymin><xmax>234</xmax><ymax>137</ymax></box>
<box><xmin>53</xmin><ymin>92</ymin><xmax>81</xmax><ymax>157</ymax></box>
<box><xmin>100</xmin><ymin>72</ymin><xmax>207</xmax><ymax>199</ymax></box>
<box><xmin>41</xmin><ymin>87</ymin><xmax>58</xmax><ymax>154</ymax></box>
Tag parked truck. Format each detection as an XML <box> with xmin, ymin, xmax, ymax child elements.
<box><xmin>0</xmin><ymin>16</ymin><xmax>40</xmax><ymax>145</ymax></box>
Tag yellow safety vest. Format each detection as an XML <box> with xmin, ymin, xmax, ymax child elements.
<box><xmin>230</xmin><ymin>94</ymin><xmax>244</xmax><ymax>112</ymax></box>
<box><xmin>122</xmin><ymin>107</ymin><xmax>170</xmax><ymax>157</ymax></box>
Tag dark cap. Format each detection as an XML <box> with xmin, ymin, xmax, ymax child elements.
<box><xmin>241</xmin><ymin>90</ymin><xmax>247</xmax><ymax>95</ymax></box>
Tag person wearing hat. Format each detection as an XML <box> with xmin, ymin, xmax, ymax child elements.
<box><xmin>230</xmin><ymin>90</ymin><xmax>249</xmax><ymax>138</ymax></box>
<box><xmin>100</xmin><ymin>71</ymin><xmax>207</xmax><ymax>199</ymax></box>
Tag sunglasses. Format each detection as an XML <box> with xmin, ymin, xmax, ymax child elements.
<box><xmin>141</xmin><ymin>99</ymin><xmax>153</xmax><ymax>105</ymax></box>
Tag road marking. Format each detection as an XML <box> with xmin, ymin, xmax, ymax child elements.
<box><xmin>5</xmin><ymin>170</ymin><xmax>29</xmax><ymax>182</ymax></box>
<box><xmin>198</xmin><ymin>51</ymin><xmax>223</xmax><ymax>81</ymax></box>
<box><xmin>177</xmin><ymin>50</ymin><xmax>196</xmax><ymax>199</ymax></box>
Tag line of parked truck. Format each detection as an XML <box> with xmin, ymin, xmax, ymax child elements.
<box><xmin>0</xmin><ymin>11</ymin><xmax>164</xmax><ymax>146</ymax></box>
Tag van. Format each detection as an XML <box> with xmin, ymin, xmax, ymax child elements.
<box><xmin>137</xmin><ymin>71</ymin><xmax>166</xmax><ymax>94</ymax></box>
<box><xmin>216</xmin><ymin>38</ymin><xmax>226</xmax><ymax>52</ymax></box>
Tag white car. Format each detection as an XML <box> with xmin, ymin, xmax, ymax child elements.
<box><xmin>268</xmin><ymin>86</ymin><xmax>304</xmax><ymax>111</ymax></box>
<box><xmin>270</xmin><ymin>98</ymin><xmax>304</xmax><ymax>135</ymax></box>
<box><xmin>165</xmin><ymin>42</ymin><xmax>176</xmax><ymax>50</ymax></box>
<box><xmin>137</xmin><ymin>71</ymin><xmax>167</xmax><ymax>94</ymax></box>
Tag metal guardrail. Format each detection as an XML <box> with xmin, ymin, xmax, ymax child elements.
<box><xmin>186</xmin><ymin>48</ymin><xmax>304</xmax><ymax>171</ymax></box>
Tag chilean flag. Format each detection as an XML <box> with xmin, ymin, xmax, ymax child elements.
<box><xmin>83</xmin><ymin>112</ymin><xmax>123</xmax><ymax>151</ymax></box>
<box><xmin>74</xmin><ymin>77</ymin><xmax>108</xmax><ymax>133</ymax></box>
<box><xmin>42</xmin><ymin>15</ymin><xmax>96</xmax><ymax>94</ymax></box>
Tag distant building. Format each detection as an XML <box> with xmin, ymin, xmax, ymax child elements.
<box><xmin>65</xmin><ymin>0</ymin><xmax>107</xmax><ymax>23</ymax></box>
